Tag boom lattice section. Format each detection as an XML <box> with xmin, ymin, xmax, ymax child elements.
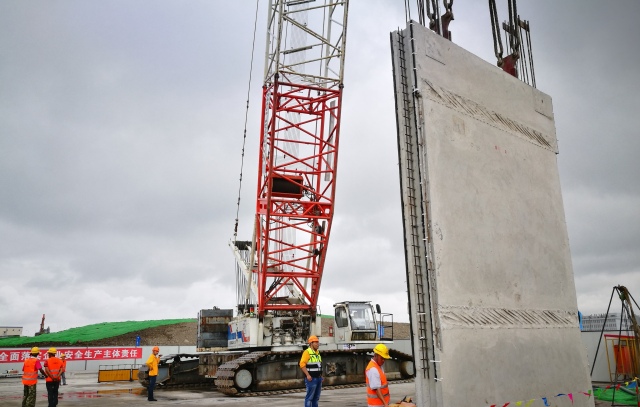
<box><xmin>246</xmin><ymin>1</ymin><xmax>350</xmax><ymax>318</ymax></box>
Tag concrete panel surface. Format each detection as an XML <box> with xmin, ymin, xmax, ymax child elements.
<box><xmin>391</xmin><ymin>21</ymin><xmax>593</xmax><ymax>406</ymax></box>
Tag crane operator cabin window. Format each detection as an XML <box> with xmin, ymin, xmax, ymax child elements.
<box><xmin>335</xmin><ymin>307</ymin><xmax>349</xmax><ymax>328</ymax></box>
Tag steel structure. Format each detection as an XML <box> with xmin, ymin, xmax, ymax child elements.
<box><xmin>239</xmin><ymin>0</ymin><xmax>349</xmax><ymax>319</ymax></box>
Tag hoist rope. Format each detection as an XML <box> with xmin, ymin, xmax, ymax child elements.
<box><xmin>488</xmin><ymin>0</ymin><xmax>503</xmax><ymax>66</ymax></box>
<box><xmin>507</xmin><ymin>0</ymin><xmax>520</xmax><ymax>56</ymax></box>
<box><xmin>233</xmin><ymin>0</ymin><xmax>261</xmax><ymax>242</ymax></box>
<box><xmin>406</xmin><ymin>0</ymin><xmax>417</xmax><ymax>25</ymax></box>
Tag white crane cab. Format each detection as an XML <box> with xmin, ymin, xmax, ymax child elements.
<box><xmin>331</xmin><ymin>301</ymin><xmax>392</xmax><ymax>344</ymax></box>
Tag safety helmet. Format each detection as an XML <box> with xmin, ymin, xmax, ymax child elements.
<box><xmin>307</xmin><ymin>335</ymin><xmax>319</xmax><ymax>344</ymax></box>
<box><xmin>152</xmin><ymin>346</ymin><xmax>160</xmax><ymax>351</ymax></box>
<box><xmin>48</xmin><ymin>347</ymin><xmax>57</xmax><ymax>354</ymax></box>
<box><xmin>60</xmin><ymin>354</ymin><xmax>66</xmax><ymax>359</ymax></box>
<box><xmin>30</xmin><ymin>347</ymin><xmax>40</xmax><ymax>354</ymax></box>
<box><xmin>373</xmin><ymin>344</ymin><xmax>390</xmax><ymax>359</ymax></box>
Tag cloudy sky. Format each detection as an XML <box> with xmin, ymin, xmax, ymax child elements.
<box><xmin>1</xmin><ymin>1</ymin><xmax>638</xmax><ymax>337</ymax></box>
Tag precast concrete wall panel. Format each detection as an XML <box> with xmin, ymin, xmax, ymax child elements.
<box><xmin>391</xmin><ymin>22</ymin><xmax>593</xmax><ymax>406</ymax></box>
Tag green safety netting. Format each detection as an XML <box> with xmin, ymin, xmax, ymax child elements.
<box><xmin>594</xmin><ymin>386</ymin><xmax>640</xmax><ymax>405</ymax></box>
<box><xmin>0</xmin><ymin>319</ymin><xmax>195</xmax><ymax>347</ymax></box>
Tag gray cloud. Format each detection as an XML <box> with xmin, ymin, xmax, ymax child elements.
<box><xmin>1</xmin><ymin>1</ymin><xmax>638</xmax><ymax>336</ymax></box>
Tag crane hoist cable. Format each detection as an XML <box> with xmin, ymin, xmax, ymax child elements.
<box><xmin>408</xmin><ymin>0</ymin><xmax>453</xmax><ymax>40</ymax></box>
<box><xmin>507</xmin><ymin>0</ymin><xmax>520</xmax><ymax>58</ymax></box>
<box><xmin>408</xmin><ymin>0</ymin><xmax>419</xmax><ymax>25</ymax></box>
<box><xmin>234</xmin><ymin>0</ymin><xmax>262</xmax><ymax>243</ymax></box>
<box><xmin>488</xmin><ymin>0</ymin><xmax>504</xmax><ymax>67</ymax></box>
<box><xmin>441</xmin><ymin>0</ymin><xmax>453</xmax><ymax>40</ymax></box>
<box><xmin>426</xmin><ymin>0</ymin><xmax>441</xmax><ymax>34</ymax></box>
<box><xmin>489</xmin><ymin>0</ymin><xmax>520</xmax><ymax>72</ymax></box>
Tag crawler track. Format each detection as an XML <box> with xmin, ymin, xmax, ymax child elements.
<box><xmin>215</xmin><ymin>349</ymin><xmax>413</xmax><ymax>396</ymax></box>
<box><xmin>217</xmin><ymin>378</ymin><xmax>415</xmax><ymax>397</ymax></box>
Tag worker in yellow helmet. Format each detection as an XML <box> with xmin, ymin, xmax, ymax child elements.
<box><xmin>365</xmin><ymin>344</ymin><xmax>391</xmax><ymax>407</ymax></box>
<box><xmin>22</xmin><ymin>347</ymin><xmax>47</xmax><ymax>407</ymax></box>
<box><xmin>44</xmin><ymin>347</ymin><xmax>64</xmax><ymax>407</ymax></box>
<box><xmin>299</xmin><ymin>335</ymin><xmax>323</xmax><ymax>407</ymax></box>
<box><xmin>145</xmin><ymin>346</ymin><xmax>160</xmax><ymax>401</ymax></box>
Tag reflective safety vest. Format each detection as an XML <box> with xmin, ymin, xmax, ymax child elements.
<box><xmin>22</xmin><ymin>358</ymin><xmax>39</xmax><ymax>386</ymax></box>
<box><xmin>305</xmin><ymin>348</ymin><xmax>322</xmax><ymax>378</ymax></box>
<box><xmin>365</xmin><ymin>359</ymin><xmax>389</xmax><ymax>406</ymax></box>
<box><xmin>45</xmin><ymin>357</ymin><xmax>64</xmax><ymax>382</ymax></box>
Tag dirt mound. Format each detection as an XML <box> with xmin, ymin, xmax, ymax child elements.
<box><xmin>82</xmin><ymin>322</ymin><xmax>198</xmax><ymax>347</ymax></box>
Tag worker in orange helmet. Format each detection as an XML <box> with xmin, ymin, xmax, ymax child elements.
<box><xmin>299</xmin><ymin>335</ymin><xmax>323</xmax><ymax>407</ymax></box>
<box><xmin>22</xmin><ymin>347</ymin><xmax>47</xmax><ymax>407</ymax></box>
<box><xmin>44</xmin><ymin>347</ymin><xmax>64</xmax><ymax>407</ymax></box>
<box><xmin>145</xmin><ymin>346</ymin><xmax>160</xmax><ymax>401</ymax></box>
<box><xmin>365</xmin><ymin>344</ymin><xmax>391</xmax><ymax>407</ymax></box>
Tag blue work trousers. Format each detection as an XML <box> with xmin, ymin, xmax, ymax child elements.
<box><xmin>304</xmin><ymin>376</ymin><xmax>322</xmax><ymax>407</ymax></box>
<box><xmin>46</xmin><ymin>381</ymin><xmax>60</xmax><ymax>407</ymax></box>
<box><xmin>148</xmin><ymin>375</ymin><xmax>157</xmax><ymax>400</ymax></box>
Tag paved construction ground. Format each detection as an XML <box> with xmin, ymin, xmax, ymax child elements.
<box><xmin>0</xmin><ymin>374</ymin><xmax>611</xmax><ymax>406</ymax></box>
<box><xmin>0</xmin><ymin>373</ymin><xmax>416</xmax><ymax>406</ymax></box>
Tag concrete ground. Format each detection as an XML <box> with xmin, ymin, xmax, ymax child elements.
<box><xmin>0</xmin><ymin>373</ymin><xmax>416</xmax><ymax>406</ymax></box>
<box><xmin>0</xmin><ymin>374</ymin><xmax>611</xmax><ymax>406</ymax></box>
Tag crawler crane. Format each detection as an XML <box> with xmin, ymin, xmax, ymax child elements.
<box><xmin>210</xmin><ymin>0</ymin><xmax>413</xmax><ymax>395</ymax></box>
<box><xmin>139</xmin><ymin>0</ymin><xmax>413</xmax><ymax>395</ymax></box>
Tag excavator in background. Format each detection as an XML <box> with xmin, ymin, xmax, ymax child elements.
<box><xmin>138</xmin><ymin>0</ymin><xmax>413</xmax><ymax>394</ymax></box>
<box><xmin>34</xmin><ymin>314</ymin><xmax>50</xmax><ymax>336</ymax></box>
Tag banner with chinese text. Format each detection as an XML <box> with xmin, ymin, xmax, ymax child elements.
<box><xmin>0</xmin><ymin>347</ymin><xmax>142</xmax><ymax>363</ymax></box>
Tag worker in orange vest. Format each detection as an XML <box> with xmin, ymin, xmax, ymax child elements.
<box><xmin>365</xmin><ymin>344</ymin><xmax>391</xmax><ymax>407</ymax></box>
<box><xmin>60</xmin><ymin>354</ymin><xmax>67</xmax><ymax>385</ymax></box>
<box><xmin>145</xmin><ymin>346</ymin><xmax>160</xmax><ymax>401</ymax></box>
<box><xmin>22</xmin><ymin>347</ymin><xmax>47</xmax><ymax>407</ymax></box>
<box><xmin>44</xmin><ymin>347</ymin><xmax>64</xmax><ymax>407</ymax></box>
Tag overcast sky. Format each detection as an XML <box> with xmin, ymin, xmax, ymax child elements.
<box><xmin>1</xmin><ymin>1</ymin><xmax>638</xmax><ymax>337</ymax></box>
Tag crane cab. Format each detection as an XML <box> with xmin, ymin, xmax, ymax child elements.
<box><xmin>332</xmin><ymin>301</ymin><xmax>393</xmax><ymax>344</ymax></box>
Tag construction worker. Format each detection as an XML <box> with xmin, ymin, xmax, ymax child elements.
<box><xmin>365</xmin><ymin>344</ymin><xmax>391</xmax><ymax>407</ymax></box>
<box><xmin>22</xmin><ymin>347</ymin><xmax>47</xmax><ymax>407</ymax></box>
<box><xmin>44</xmin><ymin>347</ymin><xmax>64</xmax><ymax>407</ymax></box>
<box><xmin>145</xmin><ymin>346</ymin><xmax>160</xmax><ymax>401</ymax></box>
<box><xmin>299</xmin><ymin>335</ymin><xmax>323</xmax><ymax>407</ymax></box>
<box><xmin>60</xmin><ymin>354</ymin><xmax>67</xmax><ymax>385</ymax></box>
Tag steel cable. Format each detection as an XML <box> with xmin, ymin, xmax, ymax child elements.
<box><xmin>234</xmin><ymin>0</ymin><xmax>262</xmax><ymax>241</ymax></box>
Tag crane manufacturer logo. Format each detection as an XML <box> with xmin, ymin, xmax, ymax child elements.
<box><xmin>228</xmin><ymin>322</ymin><xmax>250</xmax><ymax>345</ymax></box>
